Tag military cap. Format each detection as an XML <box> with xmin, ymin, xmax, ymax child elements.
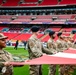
<box><xmin>57</xmin><ymin>32</ymin><xmax>62</xmax><ymax>37</ymax></box>
<box><xmin>49</xmin><ymin>31</ymin><xmax>55</xmax><ymax>36</ymax></box>
<box><xmin>0</xmin><ymin>33</ymin><xmax>8</xmax><ymax>39</ymax></box>
<box><xmin>31</xmin><ymin>26</ymin><xmax>40</xmax><ymax>32</ymax></box>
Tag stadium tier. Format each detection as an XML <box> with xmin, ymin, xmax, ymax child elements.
<box><xmin>50</xmin><ymin>28</ymin><xmax>61</xmax><ymax>32</ymax></box>
<box><xmin>0</xmin><ymin>14</ymin><xmax>76</xmax><ymax>24</ymax></box>
<box><xmin>3</xmin><ymin>32</ymin><xmax>20</xmax><ymax>39</ymax></box>
<box><xmin>0</xmin><ymin>0</ymin><xmax>76</xmax><ymax>6</ymax></box>
<box><xmin>60</xmin><ymin>0</ymin><xmax>76</xmax><ymax>5</ymax></box>
<box><xmin>63</xmin><ymin>28</ymin><xmax>73</xmax><ymax>32</ymax></box>
<box><xmin>19</xmin><ymin>3</ymin><xmax>37</xmax><ymax>6</ymax></box>
<box><xmin>0</xmin><ymin>0</ymin><xmax>3</xmax><ymax>5</ymax></box>
<box><xmin>0</xmin><ymin>26</ymin><xmax>6</xmax><ymax>30</ymax></box>
<box><xmin>39</xmin><ymin>0</ymin><xmax>58</xmax><ymax>5</ymax></box>
<box><xmin>2</xmin><ymin>0</ymin><xmax>20</xmax><ymax>6</ymax></box>
<box><xmin>13</xmin><ymin>33</ymin><xmax>32</xmax><ymax>40</ymax></box>
<box><xmin>24</xmin><ymin>0</ymin><xmax>38</xmax><ymax>2</ymax></box>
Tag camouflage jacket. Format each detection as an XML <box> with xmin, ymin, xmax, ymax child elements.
<box><xmin>0</xmin><ymin>50</ymin><xmax>13</xmax><ymax>75</ymax></box>
<box><xmin>27</xmin><ymin>35</ymin><xmax>52</xmax><ymax>59</ymax></box>
<box><xmin>47</xmin><ymin>38</ymin><xmax>58</xmax><ymax>54</ymax></box>
<box><xmin>56</xmin><ymin>39</ymin><xmax>68</xmax><ymax>52</ymax></box>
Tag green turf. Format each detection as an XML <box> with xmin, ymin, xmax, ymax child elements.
<box><xmin>14</xmin><ymin>65</ymin><xmax>30</xmax><ymax>75</ymax></box>
<box><xmin>5</xmin><ymin>47</ymin><xmax>28</xmax><ymax>56</ymax></box>
<box><xmin>4</xmin><ymin>47</ymin><xmax>76</xmax><ymax>75</ymax></box>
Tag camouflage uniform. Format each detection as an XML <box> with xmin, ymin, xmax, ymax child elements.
<box><xmin>73</xmin><ymin>44</ymin><xmax>76</xmax><ymax>49</ymax></box>
<box><xmin>0</xmin><ymin>50</ymin><xmax>13</xmax><ymax>75</ymax></box>
<box><xmin>57</xmin><ymin>38</ymin><xmax>76</xmax><ymax>75</ymax></box>
<box><xmin>47</xmin><ymin>38</ymin><xmax>58</xmax><ymax>54</ymax></box>
<box><xmin>47</xmin><ymin>38</ymin><xmax>58</xmax><ymax>75</ymax></box>
<box><xmin>56</xmin><ymin>38</ymin><xmax>68</xmax><ymax>52</ymax></box>
<box><xmin>63</xmin><ymin>43</ymin><xmax>76</xmax><ymax>75</ymax></box>
<box><xmin>67</xmin><ymin>41</ymin><xmax>73</xmax><ymax>48</ymax></box>
<box><xmin>28</xmin><ymin>35</ymin><xmax>52</xmax><ymax>75</ymax></box>
<box><xmin>56</xmin><ymin>38</ymin><xmax>68</xmax><ymax>75</ymax></box>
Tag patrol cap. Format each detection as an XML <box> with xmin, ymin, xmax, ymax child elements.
<box><xmin>49</xmin><ymin>31</ymin><xmax>55</xmax><ymax>36</ymax></box>
<box><xmin>31</xmin><ymin>26</ymin><xmax>40</xmax><ymax>32</ymax></box>
<box><xmin>57</xmin><ymin>32</ymin><xmax>62</xmax><ymax>37</ymax></box>
<box><xmin>0</xmin><ymin>33</ymin><xmax>8</xmax><ymax>40</ymax></box>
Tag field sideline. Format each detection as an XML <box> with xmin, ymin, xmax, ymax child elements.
<box><xmin>4</xmin><ymin>47</ymin><xmax>76</xmax><ymax>75</ymax></box>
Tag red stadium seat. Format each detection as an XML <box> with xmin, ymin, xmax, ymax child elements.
<box><xmin>2</xmin><ymin>0</ymin><xmax>19</xmax><ymax>6</ymax></box>
<box><xmin>39</xmin><ymin>0</ymin><xmax>58</xmax><ymax>5</ymax></box>
<box><xmin>24</xmin><ymin>0</ymin><xmax>38</xmax><ymax>2</ymax></box>
<box><xmin>13</xmin><ymin>33</ymin><xmax>32</xmax><ymax>41</ymax></box>
<box><xmin>60</xmin><ymin>0</ymin><xmax>76</xmax><ymax>5</ymax></box>
<box><xmin>0</xmin><ymin>0</ymin><xmax>3</xmax><ymax>5</ymax></box>
<box><xmin>3</xmin><ymin>32</ymin><xmax>20</xmax><ymax>39</ymax></box>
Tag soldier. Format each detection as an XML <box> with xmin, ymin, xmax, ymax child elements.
<box><xmin>47</xmin><ymin>31</ymin><xmax>58</xmax><ymax>75</ymax></box>
<box><xmin>56</xmin><ymin>32</ymin><xmax>68</xmax><ymax>52</ymax></box>
<box><xmin>56</xmin><ymin>33</ymin><xmax>69</xmax><ymax>75</ymax></box>
<box><xmin>66</xmin><ymin>36</ymin><xmax>74</xmax><ymax>48</ymax></box>
<box><xmin>56</xmin><ymin>33</ymin><xmax>76</xmax><ymax>75</ymax></box>
<box><xmin>0</xmin><ymin>33</ymin><xmax>13</xmax><ymax>75</ymax></box>
<box><xmin>47</xmin><ymin>31</ymin><xmax>57</xmax><ymax>54</ymax></box>
<box><xmin>27</xmin><ymin>26</ymin><xmax>52</xmax><ymax>75</ymax></box>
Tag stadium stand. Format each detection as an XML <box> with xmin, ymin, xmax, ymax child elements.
<box><xmin>0</xmin><ymin>14</ymin><xmax>75</xmax><ymax>24</ymax></box>
<box><xmin>24</xmin><ymin>0</ymin><xmax>38</xmax><ymax>2</ymax></box>
<box><xmin>60</xmin><ymin>0</ymin><xmax>76</xmax><ymax>5</ymax></box>
<box><xmin>0</xmin><ymin>0</ymin><xmax>3</xmax><ymax>5</ymax></box>
<box><xmin>3</xmin><ymin>32</ymin><xmax>20</xmax><ymax>39</ymax></box>
<box><xmin>13</xmin><ymin>33</ymin><xmax>32</xmax><ymax>40</ymax></box>
<box><xmin>50</xmin><ymin>28</ymin><xmax>61</xmax><ymax>32</ymax></box>
<box><xmin>63</xmin><ymin>28</ymin><xmax>73</xmax><ymax>32</ymax></box>
<box><xmin>2</xmin><ymin>0</ymin><xmax>19</xmax><ymax>6</ymax></box>
<box><xmin>19</xmin><ymin>3</ymin><xmax>37</xmax><ymax>6</ymax></box>
<box><xmin>1</xmin><ymin>27</ymin><xmax>9</xmax><ymax>32</ymax></box>
<box><xmin>1</xmin><ymin>0</ymin><xmax>76</xmax><ymax>6</ymax></box>
<box><xmin>9</xmin><ymin>28</ymin><xmax>23</xmax><ymax>32</ymax></box>
<box><xmin>0</xmin><ymin>26</ymin><xmax>6</xmax><ymax>30</ymax></box>
<box><xmin>39</xmin><ymin>0</ymin><xmax>58</xmax><ymax>5</ymax></box>
<box><xmin>0</xmin><ymin>0</ymin><xmax>76</xmax><ymax>42</ymax></box>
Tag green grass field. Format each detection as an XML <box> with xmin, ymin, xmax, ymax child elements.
<box><xmin>4</xmin><ymin>47</ymin><xmax>76</xmax><ymax>75</ymax></box>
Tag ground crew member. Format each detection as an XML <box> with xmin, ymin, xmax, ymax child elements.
<box><xmin>0</xmin><ymin>33</ymin><xmax>13</xmax><ymax>75</ymax></box>
<box><xmin>14</xmin><ymin>40</ymin><xmax>19</xmax><ymax>50</ymax></box>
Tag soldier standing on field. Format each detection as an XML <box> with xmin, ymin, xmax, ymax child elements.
<box><xmin>47</xmin><ymin>31</ymin><xmax>58</xmax><ymax>75</ymax></box>
<box><xmin>56</xmin><ymin>33</ymin><xmax>76</xmax><ymax>75</ymax></box>
<box><xmin>0</xmin><ymin>33</ymin><xmax>13</xmax><ymax>75</ymax></box>
<box><xmin>27</xmin><ymin>26</ymin><xmax>52</xmax><ymax>75</ymax></box>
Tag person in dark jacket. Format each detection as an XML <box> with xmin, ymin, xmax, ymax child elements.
<box><xmin>14</xmin><ymin>40</ymin><xmax>19</xmax><ymax>50</ymax></box>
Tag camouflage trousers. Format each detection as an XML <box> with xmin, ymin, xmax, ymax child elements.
<box><xmin>59</xmin><ymin>65</ymin><xmax>76</xmax><ymax>75</ymax></box>
<box><xmin>49</xmin><ymin>65</ymin><xmax>57</xmax><ymax>75</ymax></box>
<box><xmin>30</xmin><ymin>65</ymin><xmax>42</xmax><ymax>75</ymax></box>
